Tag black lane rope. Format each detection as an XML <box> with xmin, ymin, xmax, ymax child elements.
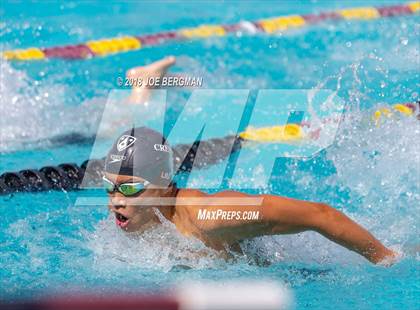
<box><xmin>2</xmin><ymin>100</ymin><xmax>418</xmax><ymax>195</ymax></box>
<box><xmin>0</xmin><ymin>136</ymin><xmax>243</xmax><ymax>195</ymax></box>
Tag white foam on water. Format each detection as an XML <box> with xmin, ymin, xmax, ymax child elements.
<box><xmin>0</xmin><ymin>61</ymin><xmax>105</xmax><ymax>152</ymax></box>
<box><xmin>327</xmin><ymin>109</ymin><xmax>420</xmax><ymax>244</ymax></box>
<box><xmin>87</xmin><ymin>214</ymin><xmax>226</xmax><ymax>273</ymax></box>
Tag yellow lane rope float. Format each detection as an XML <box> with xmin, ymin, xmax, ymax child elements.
<box><xmin>2</xmin><ymin>2</ymin><xmax>419</xmax><ymax>61</ymax></box>
<box><xmin>239</xmin><ymin>102</ymin><xmax>418</xmax><ymax>143</ymax></box>
<box><xmin>239</xmin><ymin>124</ymin><xmax>303</xmax><ymax>142</ymax></box>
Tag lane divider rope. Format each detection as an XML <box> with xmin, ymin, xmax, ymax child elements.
<box><xmin>0</xmin><ymin>102</ymin><xmax>417</xmax><ymax>195</ymax></box>
<box><xmin>2</xmin><ymin>2</ymin><xmax>419</xmax><ymax>61</ymax></box>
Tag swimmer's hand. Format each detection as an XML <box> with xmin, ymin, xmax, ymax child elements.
<box><xmin>376</xmin><ymin>249</ymin><xmax>402</xmax><ymax>266</ymax></box>
<box><xmin>125</xmin><ymin>56</ymin><xmax>176</xmax><ymax>104</ymax></box>
<box><xmin>380</xmin><ymin>243</ymin><xmax>420</xmax><ymax>266</ymax></box>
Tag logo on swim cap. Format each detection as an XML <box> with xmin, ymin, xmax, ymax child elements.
<box><xmin>109</xmin><ymin>154</ymin><xmax>127</xmax><ymax>164</ymax></box>
<box><xmin>117</xmin><ymin>135</ymin><xmax>136</xmax><ymax>152</ymax></box>
<box><xmin>154</xmin><ymin>143</ymin><xmax>170</xmax><ymax>152</ymax></box>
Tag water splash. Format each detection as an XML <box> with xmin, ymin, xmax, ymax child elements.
<box><xmin>87</xmin><ymin>214</ymin><xmax>225</xmax><ymax>273</ymax></box>
<box><xmin>326</xmin><ymin>108</ymin><xmax>420</xmax><ymax>246</ymax></box>
<box><xmin>0</xmin><ymin>61</ymin><xmax>104</xmax><ymax>152</ymax></box>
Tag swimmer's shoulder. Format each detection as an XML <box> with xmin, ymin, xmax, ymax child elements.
<box><xmin>173</xmin><ymin>189</ymin><xmax>206</xmax><ymax>221</ymax></box>
<box><xmin>176</xmin><ymin>188</ymin><xmax>253</xmax><ymax>200</ymax></box>
<box><xmin>175</xmin><ymin>189</ymin><xmax>256</xmax><ymax>216</ymax></box>
<box><xmin>176</xmin><ymin>188</ymin><xmax>207</xmax><ymax>199</ymax></box>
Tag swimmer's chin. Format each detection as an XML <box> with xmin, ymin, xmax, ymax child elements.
<box><xmin>116</xmin><ymin>221</ymin><xmax>141</xmax><ymax>233</ymax></box>
<box><xmin>118</xmin><ymin>224</ymin><xmax>135</xmax><ymax>233</ymax></box>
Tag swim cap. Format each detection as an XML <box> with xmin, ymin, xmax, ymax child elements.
<box><xmin>104</xmin><ymin>127</ymin><xmax>173</xmax><ymax>187</ymax></box>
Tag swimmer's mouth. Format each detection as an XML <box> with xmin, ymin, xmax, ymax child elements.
<box><xmin>115</xmin><ymin>212</ymin><xmax>130</xmax><ymax>228</ymax></box>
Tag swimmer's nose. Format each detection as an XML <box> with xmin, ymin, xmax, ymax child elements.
<box><xmin>110</xmin><ymin>195</ymin><xmax>127</xmax><ymax>210</ymax></box>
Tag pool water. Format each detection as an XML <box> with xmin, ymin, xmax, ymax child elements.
<box><xmin>1</xmin><ymin>1</ymin><xmax>419</xmax><ymax>309</ymax></box>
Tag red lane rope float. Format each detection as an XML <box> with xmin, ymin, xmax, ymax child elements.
<box><xmin>0</xmin><ymin>295</ymin><xmax>179</xmax><ymax>310</ymax></box>
<box><xmin>0</xmin><ymin>281</ymin><xmax>293</xmax><ymax>310</ymax></box>
<box><xmin>2</xmin><ymin>2</ymin><xmax>419</xmax><ymax>61</ymax></box>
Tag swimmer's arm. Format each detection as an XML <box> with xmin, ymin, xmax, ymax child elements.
<box><xmin>188</xmin><ymin>191</ymin><xmax>396</xmax><ymax>264</ymax></box>
<box><xmin>262</xmin><ymin>195</ymin><xmax>396</xmax><ymax>264</ymax></box>
<box><xmin>125</xmin><ymin>56</ymin><xmax>176</xmax><ymax>104</ymax></box>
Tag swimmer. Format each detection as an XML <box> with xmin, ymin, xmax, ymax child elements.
<box><xmin>104</xmin><ymin>127</ymin><xmax>398</xmax><ymax>265</ymax></box>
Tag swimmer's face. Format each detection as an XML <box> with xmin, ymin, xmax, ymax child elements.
<box><xmin>105</xmin><ymin>173</ymin><xmax>168</xmax><ymax>232</ymax></box>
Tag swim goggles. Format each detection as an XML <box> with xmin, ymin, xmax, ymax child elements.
<box><xmin>102</xmin><ymin>176</ymin><xmax>150</xmax><ymax>196</ymax></box>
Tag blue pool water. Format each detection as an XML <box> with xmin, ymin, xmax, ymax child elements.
<box><xmin>1</xmin><ymin>1</ymin><xmax>419</xmax><ymax>309</ymax></box>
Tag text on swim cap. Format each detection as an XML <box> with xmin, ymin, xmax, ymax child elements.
<box><xmin>154</xmin><ymin>144</ymin><xmax>170</xmax><ymax>152</ymax></box>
